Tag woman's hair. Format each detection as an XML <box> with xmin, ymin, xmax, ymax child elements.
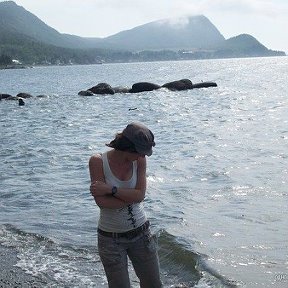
<box><xmin>106</xmin><ymin>133</ymin><xmax>137</xmax><ymax>153</ymax></box>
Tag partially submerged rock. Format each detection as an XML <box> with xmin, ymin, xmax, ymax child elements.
<box><xmin>162</xmin><ymin>79</ymin><xmax>193</xmax><ymax>91</ymax></box>
<box><xmin>78</xmin><ymin>90</ymin><xmax>94</xmax><ymax>96</ymax></box>
<box><xmin>0</xmin><ymin>93</ymin><xmax>13</xmax><ymax>100</ymax></box>
<box><xmin>192</xmin><ymin>81</ymin><xmax>217</xmax><ymax>88</ymax></box>
<box><xmin>16</xmin><ymin>92</ymin><xmax>33</xmax><ymax>98</ymax></box>
<box><xmin>88</xmin><ymin>83</ymin><xmax>114</xmax><ymax>95</ymax></box>
<box><xmin>129</xmin><ymin>82</ymin><xmax>161</xmax><ymax>93</ymax></box>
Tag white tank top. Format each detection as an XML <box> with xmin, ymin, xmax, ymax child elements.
<box><xmin>98</xmin><ymin>152</ymin><xmax>147</xmax><ymax>232</ymax></box>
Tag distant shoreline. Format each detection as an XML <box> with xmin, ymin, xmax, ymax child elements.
<box><xmin>0</xmin><ymin>54</ymin><xmax>287</xmax><ymax>71</ymax></box>
<box><xmin>0</xmin><ymin>65</ymin><xmax>28</xmax><ymax>70</ymax></box>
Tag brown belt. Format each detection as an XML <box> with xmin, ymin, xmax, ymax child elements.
<box><xmin>98</xmin><ymin>221</ymin><xmax>150</xmax><ymax>239</ymax></box>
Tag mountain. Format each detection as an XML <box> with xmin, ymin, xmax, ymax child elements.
<box><xmin>224</xmin><ymin>34</ymin><xmax>269</xmax><ymax>52</ymax></box>
<box><xmin>214</xmin><ymin>34</ymin><xmax>285</xmax><ymax>58</ymax></box>
<box><xmin>0</xmin><ymin>1</ymin><xmax>102</xmax><ymax>49</ymax></box>
<box><xmin>0</xmin><ymin>1</ymin><xmax>285</xmax><ymax>65</ymax></box>
<box><xmin>104</xmin><ymin>16</ymin><xmax>225</xmax><ymax>51</ymax></box>
<box><xmin>0</xmin><ymin>1</ymin><xmax>225</xmax><ymax>51</ymax></box>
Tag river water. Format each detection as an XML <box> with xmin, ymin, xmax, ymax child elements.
<box><xmin>0</xmin><ymin>57</ymin><xmax>287</xmax><ymax>287</ymax></box>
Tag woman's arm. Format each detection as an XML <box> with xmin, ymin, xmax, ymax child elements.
<box><xmin>89</xmin><ymin>157</ymin><xmax>147</xmax><ymax>203</ymax></box>
<box><xmin>89</xmin><ymin>154</ymin><xmax>127</xmax><ymax>209</ymax></box>
<box><xmin>93</xmin><ymin>194</ymin><xmax>129</xmax><ymax>209</ymax></box>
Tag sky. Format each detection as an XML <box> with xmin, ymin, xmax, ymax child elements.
<box><xmin>3</xmin><ymin>0</ymin><xmax>288</xmax><ymax>53</ymax></box>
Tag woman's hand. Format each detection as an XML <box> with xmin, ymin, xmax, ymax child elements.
<box><xmin>90</xmin><ymin>181</ymin><xmax>111</xmax><ymax>197</ymax></box>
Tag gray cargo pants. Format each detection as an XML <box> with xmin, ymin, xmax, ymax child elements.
<box><xmin>97</xmin><ymin>228</ymin><xmax>162</xmax><ymax>288</ymax></box>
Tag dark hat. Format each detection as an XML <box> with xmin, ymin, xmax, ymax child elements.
<box><xmin>122</xmin><ymin>122</ymin><xmax>155</xmax><ymax>156</ymax></box>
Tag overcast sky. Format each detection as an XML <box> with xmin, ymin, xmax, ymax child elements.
<box><xmin>5</xmin><ymin>0</ymin><xmax>288</xmax><ymax>52</ymax></box>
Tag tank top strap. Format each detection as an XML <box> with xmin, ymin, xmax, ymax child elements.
<box><xmin>101</xmin><ymin>152</ymin><xmax>112</xmax><ymax>180</ymax></box>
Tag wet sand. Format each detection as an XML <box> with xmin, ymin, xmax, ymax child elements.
<box><xmin>0</xmin><ymin>244</ymin><xmax>47</xmax><ymax>288</ymax></box>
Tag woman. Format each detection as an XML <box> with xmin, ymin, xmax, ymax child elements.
<box><xmin>89</xmin><ymin>122</ymin><xmax>162</xmax><ymax>288</ymax></box>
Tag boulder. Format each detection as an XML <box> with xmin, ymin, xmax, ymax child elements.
<box><xmin>4</xmin><ymin>96</ymin><xmax>18</xmax><ymax>100</ymax></box>
<box><xmin>16</xmin><ymin>92</ymin><xmax>33</xmax><ymax>98</ymax></box>
<box><xmin>78</xmin><ymin>90</ymin><xmax>94</xmax><ymax>96</ymax></box>
<box><xmin>88</xmin><ymin>83</ymin><xmax>114</xmax><ymax>95</ymax></box>
<box><xmin>0</xmin><ymin>93</ymin><xmax>13</xmax><ymax>100</ymax></box>
<box><xmin>192</xmin><ymin>81</ymin><xmax>217</xmax><ymax>88</ymax></box>
<box><xmin>129</xmin><ymin>82</ymin><xmax>161</xmax><ymax>93</ymax></box>
<box><xmin>162</xmin><ymin>79</ymin><xmax>193</xmax><ymax>91</ymax></box>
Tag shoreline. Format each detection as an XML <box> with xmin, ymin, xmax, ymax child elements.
<box><xmin>0</xmin><ymin>244</ymin><xmax>47</xmax><ymax>287</ymax></box>
<box><xmin>0</xmin><ymin>65</ymin><xmax>28</xmax><ymax>70</ymax></box>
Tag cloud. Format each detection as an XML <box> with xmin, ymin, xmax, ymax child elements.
<box><xmin>156</xmin><ymin>17</ymin><xmax>191</xmax><ymax>29</ymax></box>
<box><xmin>200</xmin><ymin>0</ymin><xmax>288</xmax><ymax>17</ymax></box>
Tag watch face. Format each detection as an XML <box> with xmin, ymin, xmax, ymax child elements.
<box><xmin>112</xmin><ymin>186</ymin><xmax>117</xmax><ymax>195</ymax></box>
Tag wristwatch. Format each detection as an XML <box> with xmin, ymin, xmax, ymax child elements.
<box><xmin>111</xmin><ymin>186</ymin><xmax>118</xmax><ymax>196</ymax></box>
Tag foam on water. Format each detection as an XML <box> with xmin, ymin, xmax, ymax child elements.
<box><xmin>0</xmin><ymin>224</ymin><xmax>237</xmax><ymax>287</ymax></box>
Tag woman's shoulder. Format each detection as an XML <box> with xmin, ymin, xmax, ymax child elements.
<box><xmin>89</xmin><ymin>153</ymin><xmax>103</xmax><ymax>165</ymax></box>
<box><xmin>89</xmin><ymin>153</ymin><xmax>106</xmax><ymax>181</ymax></box>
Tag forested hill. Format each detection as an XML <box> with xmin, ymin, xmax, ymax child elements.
<box><xmin>0</xmin><ymin>1</ymin><xmax>105</xmax><ymax>48</ymax></box>
<box><xmin>0</xmin><ymin>1</ymin><xmax>285</xmax><ymax>66</ymax></box>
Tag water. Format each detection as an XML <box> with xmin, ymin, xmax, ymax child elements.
<box><xmin>0</xmin><ymin>57</ymin><xmax>287</xmax><ymax>287</ymax></box>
